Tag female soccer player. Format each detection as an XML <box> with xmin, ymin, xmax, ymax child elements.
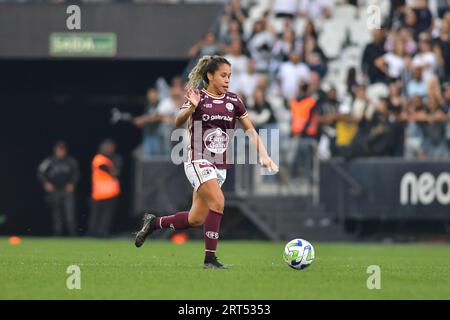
<box><xmin>134</xmin><ymin>55</ymin><xmax>278</xmax><ymax>269</ymax></box>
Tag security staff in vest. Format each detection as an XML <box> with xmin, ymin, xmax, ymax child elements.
<box><xmin>88</xmin><ymin>139</ymin><xmax>122</xmax><ymax>237</ymax></box>
<box><xmin>38</xmin><ymin>141</ymin><xmax>79</xmax><ymax>236</ymax></box>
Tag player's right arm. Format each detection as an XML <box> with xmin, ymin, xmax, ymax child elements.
<box><xmin>175</xmin><ymin>88</ymin><xmax>200</xmax><ymax>128</ymax></box>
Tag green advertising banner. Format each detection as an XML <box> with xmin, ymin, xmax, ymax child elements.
<box><xmin>49</xmin><ymin>33</ymin><xmax>117</xmax><ymax>57</ymax></box>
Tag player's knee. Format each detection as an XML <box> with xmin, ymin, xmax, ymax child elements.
<box><xmin>188</xmin><ymin>215</ymin><xmax>205</xmax><ymax>227</ymax></box>
<box><xmin>209</xmin><ymin>195</ymin><xmax>224</xmax><ymax>213</ymax></box>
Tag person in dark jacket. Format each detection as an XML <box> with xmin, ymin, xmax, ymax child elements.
<box><xmin>38</xmin><ymin>141</ymin><xmax>79</xmax><ymax>236</ymax></box>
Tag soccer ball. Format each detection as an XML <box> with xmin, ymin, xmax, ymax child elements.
<box><xmin>283</xmin><ymin>238</ymin><xmax>315</xmax><ymax>270</ymax></box>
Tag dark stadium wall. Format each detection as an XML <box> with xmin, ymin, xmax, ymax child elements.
<box><xmin>0</xmin><ymin>59</ymin><xmax>188</xmax><ymax>236</ymax></box>
<box><xmin>0</xmin><ymin>3</ymin><xmax>223</xmax><ymax>59</ymax></box>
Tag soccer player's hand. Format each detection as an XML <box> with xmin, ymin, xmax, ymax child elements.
<box><xmin>185</xmin><ymin>88</ymin><xmax>200</xmax><ymax>108</ymax></box>
<box><xmin>259</xmin><ymin>155</ymin><xmax>279</xmax><ymax>174</ymax></box>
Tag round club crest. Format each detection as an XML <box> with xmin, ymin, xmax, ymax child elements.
<box><xmin>204</xmin><ymin>128</ymin><xmax>229</xmax><ymax>154</ymax></box>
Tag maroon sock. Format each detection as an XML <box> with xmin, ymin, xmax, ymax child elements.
<box><xmin>204</xmin><ymin>209</ymin><xmax>223</xmax><ymax>256</ymax></box>
<box><xmin>155</xmin><ymin>211</ymin><xmax>190</xmax><ymax>230</ymax></box>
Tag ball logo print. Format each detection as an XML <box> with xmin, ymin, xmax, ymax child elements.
<box><xmin>202</xmin><ymin>114</ymin><xmax>210</xmax><ymax>121</ymax></box>
<box><xmin>283</xmin><ymin>239</ymin><xmax>315</xmax><ymax>270</ymax></box>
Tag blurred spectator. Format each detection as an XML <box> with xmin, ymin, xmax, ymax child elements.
<box><xmin>412</xmin><ymin>33</ymin><xmax>438</xmax><ymax>83</ymax></box>
<box><xmin>387</xmin><ymin>80</ymin><xmax>408</xmax><ymax>115</ymax></box>
<box><xmin>272</xmin><ymin>0</ymin><xmax>298</xmax><ymax>20</ymax></box>
<box><xmin>362</xmin><ymin>29</ymin><xmax>387</xmax><ymax>84</ymax></box>
<box><xmin>133</xmin><ymin>86</ymin><xmax>167</xmax><ymax>157</ymax></box>
<box><xmin>342</xmin><ymin>98</ymin><xmax>401</xmax><ymax>159</ymax></box>
<box><xmin>388</xmin><ymin>0</ymin><xmax>407</xmax><ymax>30</ymax></box>
<box><xmin>156</xmin><ymin>80</ymin><xmax>182</xmax><ymax>156</ymax></box>
<box><xmin>335</xmin><ymin>84</ymin><xmax>376</xmax><ymax>157</ymax></box>
<box><xmin>270</xmin><ymin>29</ymin><xmax>301</xmax><ymax>77</ymax></box>
<box><xmin>444</xmin><ymin>82</ymin><xmax>450</xmax><ymax>113</ymax></box>
<box><xmin>432</xmin><ymin>19</ymin><xmax>450</xmax><ymax>82</ymax></box>
<box><xmin>297</xmin><ymin>0</ymin><xmax>331</xmax><ymax>21</ymax></box>
<box><xmin>351</xmin><ymin>84</ymin><xmax>377</xmax><ymax>122</ymax></box>
<box><xmin>38</xmin><ymin>141</ymin><xmax>79</xmax><ymax>237</ymax></box>
<box><xmin>403</xmin><ymin>95</ymin><xmax>428</xmax><ymax>158</ymax></box>
<box><xmin>247</xmin><ymin>86</ymin><xmax>277</xmax><ymax>131</ymax></box>
<box><xmin>412</xmin><ymin>0</ymin><xmax>433</xmax><ymax>38</ymax></box>
<box><xmin>246</xmin><ymin>19</ymin><xmax>275</xmax><ymax>73</ymax></box>
<box><xmin>188</xmin><ymin>31</ymin><xmax>220</xmax><ymax>60</ymax></box>
<box><xmin>290</xmin><ymin>82</ymin><xmax>319</xmax><ymax>140</ymax></box>
<box><xmin>289</xmin><ymin>81</ymin><xmax>319</xmax><ymax>178</ymax></box>
<box><xmin>225</xmin><ymin>40</ymin><xmax>249</xmax><ymax>91</ymax></box>
<box><xmin>375</xmin><ymin>39</ymin><xmax>409</xmax><ymax>82</ymax></box>
<box><xmin>303</xmin><ymin>35</ymin><xmax>328</xmax><ymax>78</ymax></box>
<box><xmin>303</xmin><ymin>19</ymin><xmax>319</xmax><ymax>41</ymax></box>
<box><xmin>224</xmin><ymin>0</ymin><xmax>248</xmax><ymax>27</ymax></box>
<box><xmin>316</xmin><ymin>86</ymin><xmax>340</xmax><ymax>159</ymax></box>
<box><xmin>419</xmin><ymin>95</ymin><xmax>449</xmax><ymax>159</ymax></box>
<box><xmin>427</xmin><ymin>75</ymin><xmax>445</xmax><ymax>106</ymax></box>
<box><xmin>346</xmin><ymin>67</ymin><xmax>358</xmax><ymax>98</ymax></box>
<box><xmin>89</xmin><ymin>139</ymin><xmax>122</xmax><ymax>238</ymax></box>
<box><xmin>407</xmin><ymin>66</ymin><xmax>428</xmax><ymax>98</ymax></box>
<box><xmin>220</xmin><ymin>19</ymin><xmax>244</xmax><ymax>53</ymax></box>
<box><xmin>236</xmin><ymin>59</ymin><xmax>264</xmax><ymax>99</ymax></box>
<box><xmin>437</xmin><ymin>0</ymin><xmax>450</xmax><ymax>19</ymax></box>
<box><xmin>403</xmin><ymin>5</ymin><xmax>419</xmax><ymax>33</ymax></box>
<box><xmin>277</xmin><ymin>51</ymin><xmax>310</xmax><ymax>101</ymax></box>
<box><xmin>385</xmin><ymin>27</ymin><xmax>417</xmax><ymax>55</ymax></box>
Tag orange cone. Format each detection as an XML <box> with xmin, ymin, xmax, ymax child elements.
<box><xmin>8</xmin><ymin>236</ymin><xmax>21</xmax><ymax>245</ymax></box>
<box><xmin>171</xmin><ymin>232</ymin><xmax>188</xmax><ymax>245</ymax></box>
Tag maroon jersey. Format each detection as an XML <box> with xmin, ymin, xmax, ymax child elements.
<box><xmin>181</xmin><ymin>88</ymin><xmax>248</xmax><ymax>169</ymax></box>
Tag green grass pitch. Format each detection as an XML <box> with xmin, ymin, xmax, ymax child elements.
<box><xmin>1</xmin><ymin>237</ymin><xmax>449</xmax><ymax>299</ymax></box>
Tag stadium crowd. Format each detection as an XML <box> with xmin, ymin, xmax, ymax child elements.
<box><xmin>133</xmin><ymin>0</ymin><xmax>450</xmax><ymax>162</ymax></box>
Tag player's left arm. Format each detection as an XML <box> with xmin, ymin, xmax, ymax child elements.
<box><xmin>238</xmin><ymin>116</ymin><xmax>279</xmax><ymax>173</ymax></box>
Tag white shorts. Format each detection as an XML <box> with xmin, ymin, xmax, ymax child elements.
<box><xmin>184</xmin><ymin>160</ymin><xmax>227</xmax><ymax>191</ymax></box>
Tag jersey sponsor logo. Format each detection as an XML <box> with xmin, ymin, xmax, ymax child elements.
<box><xmin>205</xmin><ymin>231</ymin><xmax>219</xmax><ymax>239</ymax></box>
<box><xmin>211</xmin><ymin>115</ymin><xmax>233</xmax><ymax>122</ymax></box>
<box><xmin>227</xmin><ymin>96</ymin><xmax>238</xmax><ymax>102</ymax></box>
<box><xmin>225</xmin><ymin>102</ymin><xmax>234</xmax><ymax>112</ymax></box>
<box><xmin>202</xmin><ymin>114</ymin><xmax>233</xmax><ymax>122</ymax></box>
<box><xmin>213</xmin><ymin>99</ymin><xmax>224</xmax><ymax>104</ymax></box>
<box><xmin>204</xmin><ymin>128</ymin><xmax>229</xmax><ymax>154</ymax></box>
<box><xmin>204</xmin><ymin>103</ymin><xmax>213</xmax><ymax>108</ymax></box>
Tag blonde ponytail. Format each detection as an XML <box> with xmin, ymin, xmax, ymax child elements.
<box><xmin>186</xmin><ymin>55</ymin><xmax>231</xmax><ymax>90</ymax></box>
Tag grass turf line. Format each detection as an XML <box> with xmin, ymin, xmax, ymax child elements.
<box><xmin>0</xmin><ymin>238</ymin><xmax>449</xmax><ymax>299</ymax></box>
